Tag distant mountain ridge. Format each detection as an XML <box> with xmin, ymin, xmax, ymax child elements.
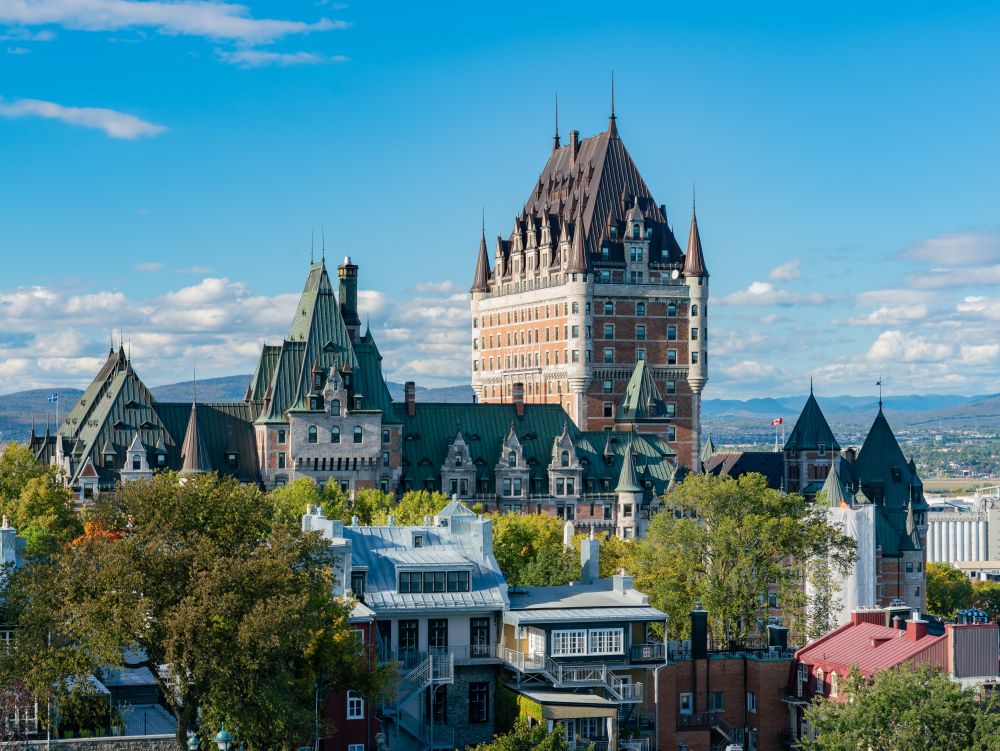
<box><xmin>2</xmin><ymin>376</ymin><xmax>996</xmax><ymax>444</ymax></box>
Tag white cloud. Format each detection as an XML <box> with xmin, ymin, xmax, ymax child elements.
<box><xmin>769</xmin><ymin>259</ymin><xmax>801</xmax><ymax>281</ymax></box>
<box><xmin>959</xmin><ymin>344</ymin><xmax>1000</xmax><ymax>367</ymax></box>
<box><xmin>865</xmin><ymin>330</ymin><xmax>952</xmax><ymax>364</ymax></box>
<box><xmin>717</xmin><ymin>281</ymin><xmax>831</xmax><ymax>307</ymax></box>
<box><xmin>0</xmin><ymin>28</ymin><xmax>56</xmax><ymax>41</ymax></box>
<box><xmin>0</xmin><ymin>98</ymin><xmax>166</xmax><ymax>139</ymax></box>
<box><xmin>0</xmin><ymin>0</ymin><xmax>346</xmax><ymax>44</ymax></box>
<box><xmin>716</xmin><ymin>359</ymin><xmax>778</xmax><ymax>380</ymax></box>
<box><xmin>907</xmin><ymin>264</ymin><xmax>1000</xmax><ymax>290</ymax></box>
<box><xmin>215</xmin><ymin>47</ymin><xmax>345</xmax><ymax>67</ymax></box>
<box><xmin>901</xmin><ymin>228</ymin><xmax>1000</xmax><ymax>267</ymax></box>
<box><xmin>134</xmin><ymin>261</ymin><xmax>164</xmax><ymax>272</ymax></box>
<box><xmin>6</xmin><ymin>45</ymin><xmax>29</xmax><ymax>53</ymax></box>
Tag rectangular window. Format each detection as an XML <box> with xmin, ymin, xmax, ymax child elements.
<box><xmin>502</xmin><ymin>478</ymin><xmax>512</xmax><ymax>496</ymax></box>
<box><xmin>603</xmin><ymin>323</ymin><xmax>614</xmax><ymax>339</ymax></box>
<box><xmin>278</xmin><ymin>452</ymin><xmax>286</xmax><ymax>469</ymax></box>
<box><xmin>667</xmin><ymin>325</ymin><xmax>677</xmax><ymax>341</ymax></box>
<box><xmin>679</xmin><ymin>692</ymin><xmax>693</xmax><ymax>715</ymax></box>
<box><xmin>691</xmin><ymin>327</ymin><xmax>699</xmax><ymax>341</ymax></box>
<box><xmin>667</xmin><ymin>427</ymin><xmax>676</xmax><ymax>442</ymax></box>
<box><xmin>471</xmin><ymin>617</ymin><xmax>490</xmax><ymax>658</ymax></box>
<box><xmin>709</xmin><ymin>691</ymin><xmax>724</xmax><ymax>712</ymax></box>
<box><xmin>588</xmin><ymin>628</ymin><xmax>623</xmax><ymax>655</ymax></box>
<box><xmin>603</xmin><ymin>402</ymin><xmax>614</xmax><ymax>418</ymax></box>
<box><xmin>636</xmin><ymin>348</ymin><xmax>646</xmax><ymax>361</ymax></box>
<box><xmin>747</xmin><ymin>691</ymin><xmax>758</xmax><ymax>714</ymax></box>
<box><xmin>603</xmin><ymin>348</ymin><xmax>614</xmax><ymax>363</ymax></box>
<box><xmin>469</xmin><ymin>682</ymin><xmax>489</xmax><ymax>723</ymax></box>
<box><xmin>666</xmin><ymin>403</ymin><xmax>676</xmax><ymax>417</ymax></box>
<box><xmin>666</xmin><ymin>380</ymin><xmax>676</xmax><ymax>394</ymax></box>
<box><xmin>382</xmin><ymin>428</ymin><xmax>390</xmax><ymax>443</ymax></box>
<box><xmin>428</xmin><ymin>619</ymin><xmax>448</xmax><ymax>650</ymax></box>
<box><xmin>399</xmin><ymin>572</ymin><xmax>422</xmax><ymax>593</ymax></box>
<box><xmin>399</xmin><ymin>620</ymin><xmax>418</xmax><ymax>653</ymax></box>
<box><xmin>636</xmin><ymin>302</ymin><xmax>645</xmax><ymax>316</ymax></box>
<box><xmin>667</xmin><ymin>350</ymin><xmax>677</xmax><ymax>365</ymax></box>
<box><xmin>552</xmin><ymin>629</ymin><xmax>587</xmax><ymax>656</ymax></box>
<box><xmin>691</xmin><ymin>351</ymin><xmax>699</xmax><ymax>365</ymax></box>
<box><xmin>603</xmin><ymin>379</ymin><xmax>613</xmax><ymax>393</ymax></box>
<box><xmin>447</xmin><ymin>570</ymin><xmax>470</xmax><ymax>592</ymax></box>
<box><xmin>351</xmin><ymin>572</ymin><xmax>366</xmax><ymax>598</ymax></box>
<box><xmin>572</xmin><ymin>350</ymin><xmax>579</xmax><ymax>363</ymax></box>
<box><xmin>348</xmin><ymin>745</ymin><xmax>364</xmax><ymax>751</ymax></box>
<box><xmin>347</xmin><ymin>691</ymin><xmax>364</xmax><ymax>720</ymax></box>
<box><xmin>636</xmin><ymin>324</ymin><xmax>646</xmax><ymax>340</ymax></box>
<box><xmin>571</xmin><ymin>325</ymin><xmax>579</xmax><ymax>338</ymax></box>
<box><xmin>423</xmin><ymin>571</ymin><xmax>446</xmax><ymax>593</ymax></box>
<box><xmin>600</xmin><ymin>270</ymin><xmax>611</xmax><ymax>283</ymax></box>
<box><xmin>278</xmin><ymin>429</ymin><xmax>286</xmax><ymax>443</ymax></box>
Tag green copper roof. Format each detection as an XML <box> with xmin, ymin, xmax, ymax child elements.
<box><xmin>615</xmin><ymin>435</ymin><xmax>642</xmax><ymax>493</ymax></box>
<box><xmin>353</xmin><ymin>330</ymin><xmax>401</xmax><ymax>424</ymax></box>
<box><xmin>784</xmin><ymin>391</ymin><xmax>840</xmax><ymax>452</ymax></box>
<box><xmin>820</xmin><ymin>457</ymin><xmax>851</xmax><ymax>507</ymax></box>
<box><xmin>854</xmin><ymin>409</ymin><xmax>924</xmax><ymax>511</ymax></box>
<box><xmin>701</xmin><ymin>434</ymin><xmax>716</xmax><ymax>465</ymax></box>
<box><xmin>615</xmin><ymin>360</ymin><xmax>669</xmax><ymax>421</ymax></box>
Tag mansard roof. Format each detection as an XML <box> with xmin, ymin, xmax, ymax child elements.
<box><xmin>784</xmin><ymin>389</ymin><xmax>840</xmax><ymax>452</ymax></box>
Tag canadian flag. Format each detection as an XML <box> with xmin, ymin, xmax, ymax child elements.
<box><xmin>771</xmin><ymin>417</ymin><xmax>783</xmax><ymax>426</ymax></box>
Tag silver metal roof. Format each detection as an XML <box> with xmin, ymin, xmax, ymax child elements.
<box><xmin>505</xmin><ymin>606</ymin><xmax>667</xmax><ymax>626</ymax></box>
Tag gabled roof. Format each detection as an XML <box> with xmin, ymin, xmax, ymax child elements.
<box><xmin>616</xmin><ymin>360</ymin><xmax>669</xmax><ymax>422</ymax></box>
<box><xmin>784</xmin><ymin>389</ymin><xmax>840</xmax><ymax>452</ymax></box>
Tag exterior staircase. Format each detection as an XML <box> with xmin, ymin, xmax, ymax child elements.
<box><xmin>378</xmin><ymin>653</ymin><xmax>455</xmax><ymax>751</ymax></box>
<box><xmin>503</xmin><ymin>649</ymin><xmax>643</xmax><ymax>703</ymax></box>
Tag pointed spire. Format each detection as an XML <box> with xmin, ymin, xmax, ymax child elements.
<box><xmin>471</xmin><ymin>218</ymin><xmax>492</xmax><ymax>292</ymax></box>
<box><xmin>616</xmin><ymin>434</ymin><xmax>642</xmax><ymax>493</ymax></box>
<box><xmin>553</xmin><ymin>93</ymin><xmax>560</xmax><ymax>151</ymax></box>
<box><xmin>566</xmin><ymin>211</ymin><xmax>587</xmax><ymax>273</ymax></box>
<box><xmin>683</xmin><ymin>198</ymin><xmax>708</xmax><ymax>277</ymax></box>
<box><xmin>321</xmin><ymin>225</ymin><xmax>326</xmax><ymax>262</ymax></box>
<box><xmin>179</xmin><ymin>401</ymin><xmax>211</xmax><ymax>475</ymax></box>
<box><xmin>608</xmin><ymin>70</ymin><xmax>618</xmax><ymax>137</ymax></box>
<box><xmin>29</xmin><ymin>414</ymin><xmax>36</xmax><ymax>445</ymax></box>
<box><xmin>310</xmin><ymin>230</ymin><xmax>314</xmax><ymax>264</ymax></box>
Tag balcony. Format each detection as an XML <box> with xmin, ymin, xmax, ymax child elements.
<box><xmin>676</xmin><ymin>711</ymin><xmax>721</xmax><ymax>730</ymax></box>
<box><xmin>502</xmin><ymin>647</ymin><xmax>547</xmax><ymax>673</ymax></box>
<box><xmin>378</xmin><ymin>645</ymin><xmax>502</xmax><ymax>667</ymax></box>
<box><xmin>629</xmin><ymin>643</ymin><xmax>666</xmax><ymax>663</ymax></box>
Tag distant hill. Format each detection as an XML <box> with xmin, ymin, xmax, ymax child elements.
<box><xmin>3</xmin><ymin>375</ymin><xmax>995</xmax><ymax>446</ymax></box>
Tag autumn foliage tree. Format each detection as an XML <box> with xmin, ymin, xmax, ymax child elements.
<box><xmin>1</xmin><ymin>472</ymin><xmax>383</xmax><ymax>751</ymax></box>
<box><xmin>926</xmin><ymin>562</ymin><xmax>975</xmax><ymax>619</ymax></box>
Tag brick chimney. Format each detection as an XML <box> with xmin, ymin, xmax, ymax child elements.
<box><xmin>512</xmin><ymin>381</ymin><xmax>524</xmax><ymax>417</ymax></box>
<box><xmin>907</xmin><ymin>612</ymin><xmax>928</xmax><ymax>642</ymax></box>
<box><xmin>569</xmin><ymin>129</ymin><xmax>580</xmax><ymax>160</ymax></box>
<box><xmin>404</xmin><ymin>381</ymin><xmax>416</xmax><ymax>417</ymax></box>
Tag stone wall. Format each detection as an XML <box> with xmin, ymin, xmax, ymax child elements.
<box><xmin>446</xmin><ymin>664</ymin><xmax>499</xmax><ymax>749</ymax></box>
<box><xmin>27</xmin><ymin>734</ymin><xmax>176</xmax><ymax>751</ymax></box>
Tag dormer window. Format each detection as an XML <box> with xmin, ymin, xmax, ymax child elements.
<box><xmin>632</xmin><ymin>224</ymin><xmax>640</xmax><ymax>239</ymax></box>
<box><xmin>313</xmin><ymin>372</ymin><xmax>322</xmax><ymax>388</ymax></box>
<box><xmin>309</xmin><ymin>396</ymin><xmax>322</xmax><ymax>411</ymax></box>
<box><xmin>132</xmin><ymin>456</ymin><xmax>141</xmax><ymax>470</ymax></box>
<box><xmin>508</xmin><ymin>452</ymin><xmax>516</xmax><ymax>468</ymax></box>
<box><xmin>601</xmin><ymin>245</ymin><xmax>609</xmax><ymax>260</ymax></box>
<box><xmin>413</xmin><ymin>535</ymin><xmax>423</xmax><ymax>548</ymax></box>
<box><xmin>157</xmin><ymin>454</ymin><xmax>166</xmax><ymax>466</ymax></box>
<box><xmin>226</xmin><ymin>452</ymin><xmax>238</xmax><ymax>467</ymax></box>
<box><xmin>351</xmin><ymin>571</ymin><xmax>366</xmax><ymax>597</ymax></box>
<box><xmin>610</xmin><ymin>225</ymin><xmax>617</xmax><ymax>238</ymax></box>
<box><xmin>646</xmin><ymin>227</ymin><xmax>653</xmax><ymax>239</ymax></box>
<box><xmin>104</xmin><ymin>453</ymin><xmax>115</xmax><ymax>468</ymax></box>
<box><xmin>560</xmin><ymin>451</ymin><xmax>569</xmax><ymax>468</ymax></box>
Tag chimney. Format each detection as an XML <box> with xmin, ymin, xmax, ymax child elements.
<box><xmin>844</xmin><ymin>447</ymin><xmax>857</xmax><ymax>464</ymax></box>
<box><xmin>563</xmin><ymin>520</ymin><xmax>575</xmax><ymax>549</ymax></box>
<box><xmin>612</xmin><ymin>571</ymin><xmax>634</xmax><ymax>594</ymax></box>
<box><xmin>337</xmin><ymin>256</ymin><xmax>361</xmax><ymax>341</ymax></box>
<box><xmin>512</xmin><ymin>382</ymin><xmax>525</xmax><ymax>417</ymax></box>
<box><xmin>569</xmin><ymin>130</ymin><xmax>580</xmax><ymax>160</ymax></box>
<box><xmin>892</xmin><ymin>615</ymin><xmax>906</xmax><ymax>631</ymax></box>
<box><xmin>580</xmin><ymin>532</ymin><xmax>600</xmax><ymax>585</ymax></box>
<box><xmin>469</xmin><ymin>516</ymin><xmax>493</xmax><ymax>561</ymax></box>
<box><xmin>690</xmin><ymin>606</ymin><xmax>708</xmax><ymax>660</ymax></box>
<box><xmin>767</xmin><ymin>623</ymin><xmax>789</xmax><ymax>649</ymax></box>
<box><xmin>404</xmin><ymin>381</ymin><xmax>416</xmax><ymax>417</ymax></box>
<box><xmin>907</xmin><ymin>612</ymin><xmax>928</xmax><ymax>642</ymax></box>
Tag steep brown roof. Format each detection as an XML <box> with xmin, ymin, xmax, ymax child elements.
<box><xmin>683</xmin><ymin>207</ymin><xmax>708</xmax><ymax>277</ymax></box>
<box><xmin>516</xmin><ymin>124</ymin><xmax>666</xmax><ymax>260</ymax></box>
<box><xmin>470</xmin><ymin>227</ymin><xmax>491</xmax><ymax>292</ymax></box>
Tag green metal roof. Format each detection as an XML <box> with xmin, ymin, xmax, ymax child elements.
<box><xmin>783</xmin><ymin>391</ymin><xmax>840</xmax><ymax>452</ymax></box>
<box><xmin>352</xmin><ymin>330</ymin><xmax>401</xmax><ymax>424</ymax></box>
<box><xmin>615</xmin><ymin>435</ymin><xmax>642</xmax><ymax>492</ymax></box>
<box><xmin>615</xmin><ymin>360</ymin><xmax>669</xmax><ymax>422</ymax></box>
<box><xmin>820</xmin><ymin>457</ymin><xmax>851</xmax><ymax>506</ymax></box>
<box><xmin>854</xmin><ymin>408</ymin><xmax>925</xmax><ymax>511</ymax></box>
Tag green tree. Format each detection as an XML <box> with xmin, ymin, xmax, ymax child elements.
<box><xmin>0</xmin><ymin>442</ymin><xmax>52</xmax><ymax>502</ymax></box>
<box><xmin>469</xmin><ymin>719</ymin><xmax>570</xmax><ymax>751</ymax></box>
<box><xmin>372</xmin><ymin>490</ymin><xmax>450</xmax><ymax>526</ymax></box>
<box><xmin>1</xmin><ymin>472</ymin><xmax>383</xmax><ymax>751</ymax></box>
<box><xmin>491</xmin><ymin>513</ymin><xmax>577</xmax><ymax>586</ymax></box>
<box><xmin>804</xmin><ymin>666</ymin><xmax>1000</xmax><ymax>751</ymax></box>
<box><xmin>633</xmin><ymin>472</ymin><xmax>854</xmax><ymax>641</ymax></box>
<box><xmin>973</xmin><ymin>580</ymin><xmax>1000</xmax><ymax>622</ymax></box>
<box><xmin>926</xmin><ymin>562</ymin><xmax>974</xmax><ymax>620</ymax></box>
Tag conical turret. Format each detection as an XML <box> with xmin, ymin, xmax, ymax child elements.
<box><xmin>471</xmin><ymin>226</ymin><xmax>492</xmax><ymax>292</ymax></box>
<box><xmin>616</xmin><ymin>435</ymin><xmax>642</xmax><ymax>493</ymax></box>
<box><xmin>566</xmin><ymin>213</ymin><xmax>588</xmax><ymax>273</ymax></box>
<box><xmin>179</xmin><ymin>403</ymin><xmax>212</xmax><ymax>475</ymax></box>
<box><xmin>683</xmin><ymin>205</ymin><xmax>708</xmax><ymax>277</ymax></box>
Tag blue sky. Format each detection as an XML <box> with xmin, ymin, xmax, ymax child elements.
<box><xmin>1</xmin><ymin>0</ymin><xmax>999</xmax><ymax>399</ymax></box>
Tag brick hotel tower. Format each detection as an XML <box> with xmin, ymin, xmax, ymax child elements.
<box><xmin>470</xmin><ymin>106</ymin><xmax>708</xmax><ymax>468</ymax></box>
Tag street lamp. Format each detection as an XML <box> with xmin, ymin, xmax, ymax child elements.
<box><xmin>187</xmin><ymin>733</ymin><xmax>199</xmax><ymax>751</ymax></box>
<box><xmin>214</xmin><ymin>725</ymin><xmax>234</xmax><ymax>751</ymax></box>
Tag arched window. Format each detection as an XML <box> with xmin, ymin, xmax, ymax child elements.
<box><xmin>331</xmin><ymin>426</ymin><xmax>340</xmax><ymax>444</ymax></box>
<box><xmin>691</xmin><ymin>304</ymin><xmax>699</xmax><ymax>316</ymax></box>
<box><xmin>353</xmin><ymin>426</ymin><xmax>363</xmax><ymax>444</ymax></box>
<box><xmin>560</xmin><ymin>451</ymin><xmax>569</xmax><ymax>468</ymax></box>
<box><xmin>308</xmin><ymin>426</ymin><xmax>318</xmax><ymax>444</ymax></box>
<box><xmin>603</xmin><ymin>301</ymin><xmax>614</xmax><ymax>315</ymax></box>
<box><xmin>331</xmin><ymin>399</ymin><xmax>341</xmax><ymax>415</ymax></box>
<box><xmin>636</xmin><ymin>302</ymin><xmax>645</xmax><ymax>316</ymax></box>
<box><xmin>508</xmin><ymin>451</ymin><xmax>516</xmax><ymax>467</ymax></box>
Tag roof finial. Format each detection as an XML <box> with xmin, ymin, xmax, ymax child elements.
<box><xmin>553</xmin><ymin>92</ymin><xmax>560</xmax><ymax>150</ymax></box>
<box><xmin>608</xmin><ymin>69</ymin><xmax>618</xmax><ymax>137</ymax></box>
<box><xmin>321</xmin><ymin>225</ymin><xmax>326</xmax><ymax>262</ymax></box>
<box><xmin>810</xmin><ymin>376</ymin><xmax>813</xmax><ymax>395</ymax></box>
<box><xmin>877</xmin><ymin>374</ymin><xmax>883</xmax><ymax>410</ymax></box>
<box><xmin>310</xmin><ymin>230</ymin><xmax>314</xmax><ymax>264</ymax></box>
<box><xmin>192</xmin><ymin>363</ymin><xmax>197</xmax><ymax>405</ymax></box>
<box><xmin>692</xmin><ymin>182</ymin><xmax>696</xmax><ymax>213</ymax></box>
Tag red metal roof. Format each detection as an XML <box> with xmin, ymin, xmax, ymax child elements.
<box><xmin>796</xmin><ymin>621</ymin><xmax>945</xmax><ymax>676</ymax></box>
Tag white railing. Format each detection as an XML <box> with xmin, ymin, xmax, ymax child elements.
<box><xmin>502</xmin><ymin>647</ymin><xmax>546</xmax><ymax>672</ymax></box>
<box><xmin>396</xmin><ymin>656</ymin><xmax>432</xmax><ymax>702</ymax></box>
<box><xmin>608</xmin><ymin>675</ymin><xmax>643</xmax><ymax>703</ymax></box>
<box><xmin>430</xmin><ymin>654</ymin><xmax>454</xmax><ymax>684</ymax></box>
<box><xmin>620</xmin><ymin>738</ymin><xmax>649</xmax><ymax>751</ymax></box>
<box><xmin>546</xmin><ymin>657</ymin><xmax>607</xmax><ymax>687</ymax></box>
